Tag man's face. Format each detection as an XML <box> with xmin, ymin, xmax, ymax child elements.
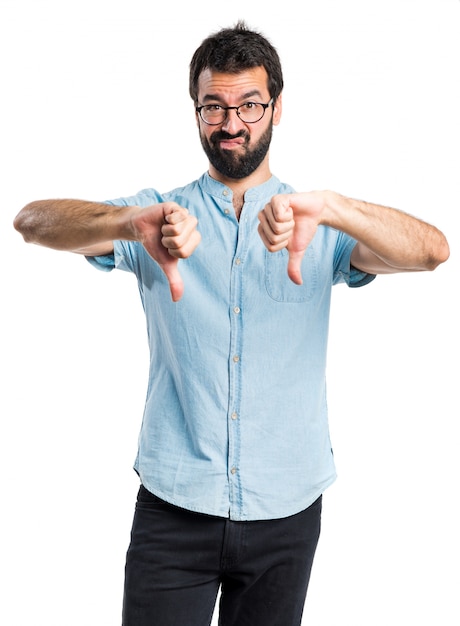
<box><xmin>196</xmin><ymin>66</ymin><xmax>281</xmax><ymax>180</ymax></box>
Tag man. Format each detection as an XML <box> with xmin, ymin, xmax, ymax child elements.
<box><xmin>14</xmin><ymin>21</ymin><xmax>449</xmax><ymax>626</ymax></box>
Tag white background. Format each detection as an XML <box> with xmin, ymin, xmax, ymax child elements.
<box><xmin>1</xmin><ymin>1</ymin><xmax>459</xmax><ymax>624</ymax></box>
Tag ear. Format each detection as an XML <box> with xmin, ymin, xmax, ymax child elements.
<box><xmin>272</xmin><ymin>94</ymin><xmax>282</xmax><ymax>126</ymax></box>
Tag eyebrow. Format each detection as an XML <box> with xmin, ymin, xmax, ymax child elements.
<box><xmin>201</xmin><ymin>89</ymin><xmax>264</xmax><ymax>104</ymax></box>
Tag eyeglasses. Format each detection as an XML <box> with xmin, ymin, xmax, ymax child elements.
<box><xmin>196</xmin><ymin>98</ymin><xmax>274</xmax><ymax>125</ymax></box>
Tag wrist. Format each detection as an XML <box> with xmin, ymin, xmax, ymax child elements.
<box><xmin>317</xmin><ymin>190</ymin><xmax>339</xmax><ymax>228</ymax></box>
<box><xmin>319</xmin><ymin>191</ymin><xmax>356</xmax><ymax>231</ymax></box>
<box><xmin>114</xmin><ymin>205</ymin><xmax>144</xmax><ymax>242</ymax></box>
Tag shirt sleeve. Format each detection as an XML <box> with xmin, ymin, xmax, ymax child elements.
<box><xmin>84</xmin><ymin>187</ymin><xmax>164</xmax><ymax>274</ymax></box>
<box><xmin>333</xmin><ymin>232</ymin><xmax>376</xmax><ymax>288</ymax></box>
<box><xmin>85</xmin><ymin>240</ymin><xmax>135</xmax><ymax>273</ymax></box>
<box><xmin>85</xmin><ymin>253</ymin><xmax>115</xmax><ymax>272</ymax></box>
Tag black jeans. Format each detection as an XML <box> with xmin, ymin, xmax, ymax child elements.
<box><xmin>122</xmin><ymin>485</ymin><xmax>322</xmax><ymax>626</ymax></box>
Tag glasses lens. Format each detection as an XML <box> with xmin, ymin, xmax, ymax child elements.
<box><xmin>201</xmin><ymin>106</ymin><xmax>223</xmax><ymax>124</ymax></box>
<box><xmin>237</xmin><ymin>103</ymin><xmax>265</xmax><ymax>123</ymax></box>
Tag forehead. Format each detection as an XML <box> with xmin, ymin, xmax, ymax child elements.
<box><xmin>197</xmin><ymin>66</ymin><xmax>270</xmax><ymax>102</ymax></box>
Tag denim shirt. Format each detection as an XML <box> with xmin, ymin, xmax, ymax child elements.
<box><xmin>87</xmin><ymin>172</ymin><xmax>375</xmax><ymax>521</ymax></box>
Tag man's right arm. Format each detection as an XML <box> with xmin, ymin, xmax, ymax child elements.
<box><xmin>13</xmin><ymin>198</ymin><xmax>201</xmax><ymax>302</ymax></box>
<box><xmin>13</xmin><ymin>199</ymin><xmax>135</xmax><ymax>256</ymax></box>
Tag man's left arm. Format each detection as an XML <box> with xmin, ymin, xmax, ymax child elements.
<box><xmin>258</xmin><ymin>191</ymin><xmax>450</xmax><ymax>284</ymax></box>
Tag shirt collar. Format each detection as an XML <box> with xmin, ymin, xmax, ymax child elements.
<box><xmin>199</xmin><ymin>171</ymin><xmax>282</xmax><ymax>204</ymax></box>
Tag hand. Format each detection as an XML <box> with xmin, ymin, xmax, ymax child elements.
<box><xmin>131</xmin><ymin>202</ymin><xmax>201</xmax><ymax>301</ymax></box>
<box><xmin>258</xmin><ymin>192</ymin><xmax>325</xmax><ymax>284</ymax></box>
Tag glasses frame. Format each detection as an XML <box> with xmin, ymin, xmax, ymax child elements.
<box><xmin>195</xmin><ymin>98</ymin><xmax>274</xmax><ymax>125</ymax></box>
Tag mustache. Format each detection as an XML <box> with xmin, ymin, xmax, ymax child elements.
<box><xmin>210</xmin><ymin>130</ymin><xmax>249</xmax><ymax>144</ymax></box>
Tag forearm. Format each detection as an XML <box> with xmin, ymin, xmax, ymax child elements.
<box><xmin>321</xmin><ymin>191</ymin><xmax>450</xmax><ymax>272</ymax></box>
<box><xmin>13</xmin><ymin>199</ymin><xmax>138</xmax><ymax>252</ymax></box>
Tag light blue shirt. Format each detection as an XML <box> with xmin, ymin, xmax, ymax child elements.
<box><xmin>88</xmin><ymin>173</ymin><xmax>375</xmax><ymax>521</ymax></box>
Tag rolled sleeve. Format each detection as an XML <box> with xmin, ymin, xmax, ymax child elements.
<box><xmin>334</xmin><ymin>236</ymin><xmax>376</xmax><ymax>288</ymax></box>
<box><xmin>85</xmin><ymin>253</ymin><xmax>115</xmax><ymax>272</ymax></box>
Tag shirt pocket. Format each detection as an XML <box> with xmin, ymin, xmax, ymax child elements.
<box><xmin>264</xmin><ymin>247</ymin><xmax>318</xmax><ymax>302</ymax></box>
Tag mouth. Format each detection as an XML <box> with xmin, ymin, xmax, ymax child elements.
<box><xmin>219</xmin><ymin>137</ymin><xmax>245</xmax><ymax>150</ymax></box>
<box><xmin>211</xmin><ymin>131</ymin><xmax>247</xmax><ymax>151</ymax></box>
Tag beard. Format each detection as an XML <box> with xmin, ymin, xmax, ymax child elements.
<box><xmin>199</xmin><ymin>123</ymin><xmax>273</xmax><ymax>180</ymax></box>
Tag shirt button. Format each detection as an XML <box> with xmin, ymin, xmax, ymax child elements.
<box><xmin>223</xmin><ymin>190</ymin><xmax>229</xmax><ymax>196</ymax></box>
<box><xmin>235</xmin><ymin>258</ymin><xmax>241</xmax><ymax>265</ymax></box>
<box><xmin>233</xmin><ymin>355</ymin><xmax>240</xmax><ymax>363</ymax></box>
<box><xmin>233</xmin><ymin>306</ymin><xmax>240</xmax><ymax>314</ymax></box>
<box><xmin>231</xmin><ymin>412</ymin><xmax>238</xmax><ymax>420</ymax></box>
<box><xmin>224</xmin><ymin>208</ymin><xmax>230</xmax><ymax>215</ymax></box>
<box><xmin>231</xmin><ymin>467</ymin><xmax>237</xmax><ymax>475</ymax></box>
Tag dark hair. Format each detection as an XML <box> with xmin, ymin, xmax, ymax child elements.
<box><xmin>189</xmin><ymin>20</ymin><xmax>284</xmax><ymax>104</ymax></box>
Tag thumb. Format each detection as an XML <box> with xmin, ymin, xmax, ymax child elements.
<box><xmin>286</xmin><ymin>207</ymin><xmax>319</xmax><ymax>285</ymax></box>
<box><xmin>160</xmin><ymin>257</ymin><xmax>184</xmax><ymax>302</ymax></box>
<box><xmin>287</xmin><ymin>249</ymin><xmax>304</xmax><ymax>285</ymax></box>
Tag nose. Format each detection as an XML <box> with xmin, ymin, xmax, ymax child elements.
<box><xmin>221</xmin><ymin>108</ymin><xmax>244</xmax><ymax>134</ymax></box>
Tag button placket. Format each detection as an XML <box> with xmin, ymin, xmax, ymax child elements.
<box><xmin>227</xmin><ymin>206</ymin><xmax>250</xmax><ymax>519</ymax></box>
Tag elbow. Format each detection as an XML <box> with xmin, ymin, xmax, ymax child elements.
<box><xmin>13</xmin><ymin>209</ymin><xmax>30</xmax><ymax>241</ymax></box>
<box><xmin>427</xmin><ymin>233</ymin><xmax>450</xmax><ymax>271</ymax></box>
<box><xmin>13</xmin><ymin>203</ymin><xmax>41</xmax><ymax>243</ymax></box>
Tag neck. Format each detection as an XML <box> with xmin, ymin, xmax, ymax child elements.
<box><xmin>208</xmin><ymin>161</ymin><xmax>272</xmax><ymax>219</ymax></box>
